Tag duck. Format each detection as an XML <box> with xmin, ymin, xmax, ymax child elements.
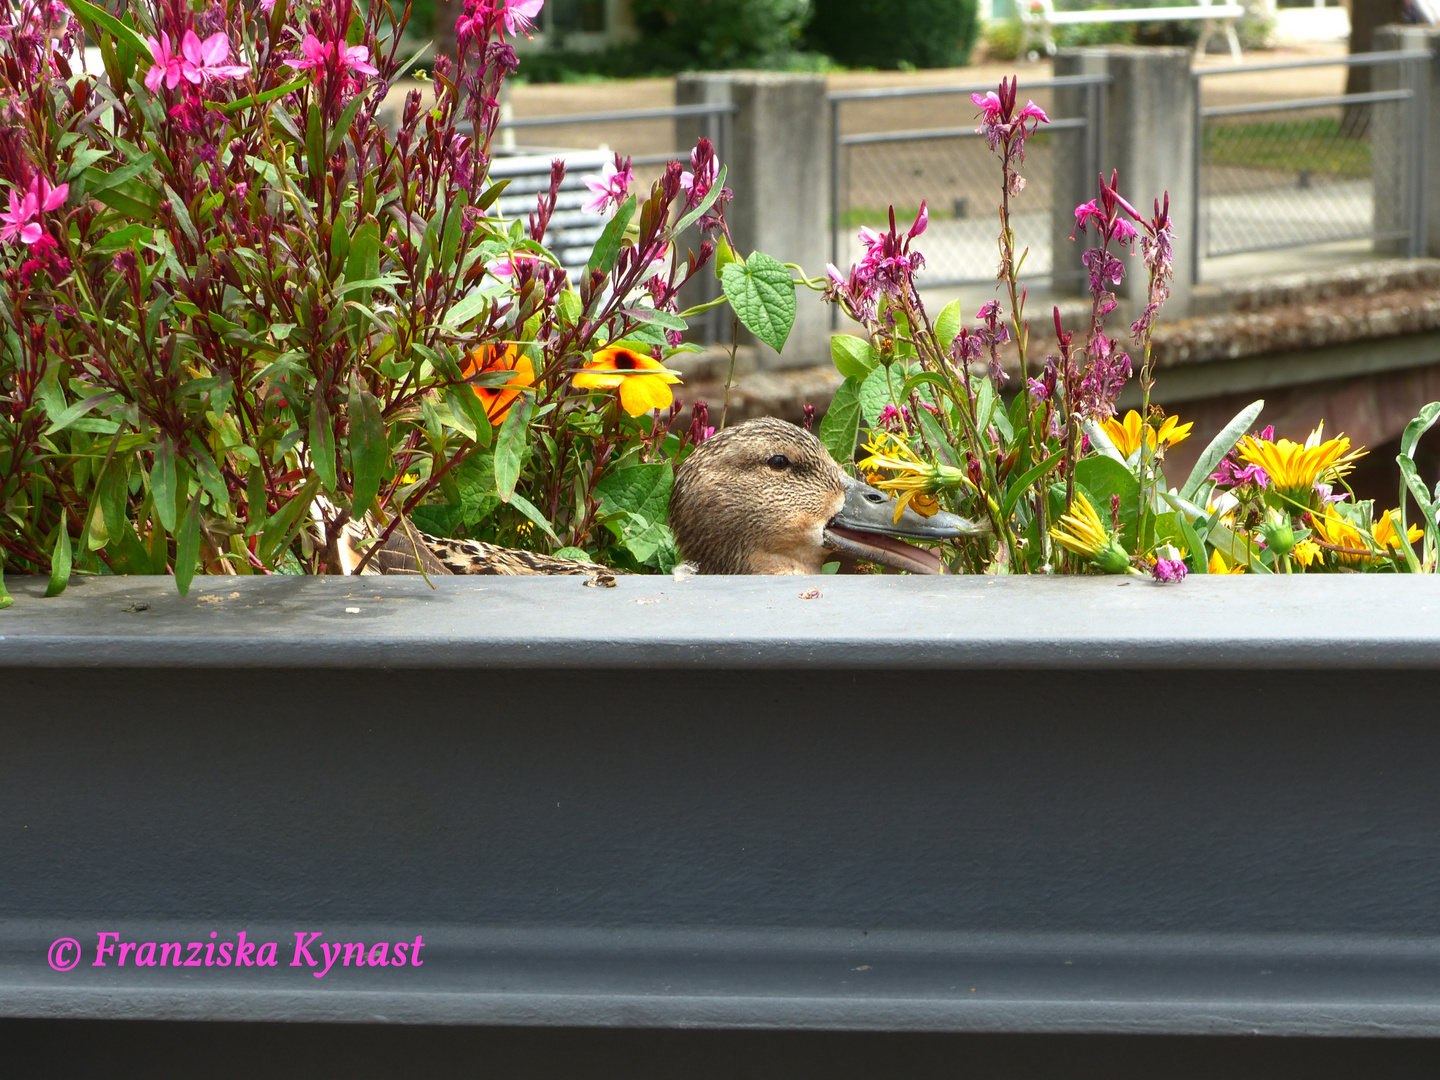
<box><xmin>340</xmin><ymin>416</ymin><xmax>983</xmax><ymax>577</ymax></box>
<box><xmin>670</xmin><ymin>416</ymin><xmax>985</xmax><ymax>575</ymax></box>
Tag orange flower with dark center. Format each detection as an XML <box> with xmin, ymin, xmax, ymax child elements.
<box><xmin>460</xmin><ymin>343</ymin><xmax>534</xmax><ymax>423</ymax></box>
<box><xmin>571</xmin><ymin>345</ymin><xmax>680</xmax><ymax>417</ymax></box>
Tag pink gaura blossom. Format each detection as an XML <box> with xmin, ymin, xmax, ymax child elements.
<box><xmin>144</xmin><ymin>30</ymin><xmax>247</xmax><ymax>93</ymax></box>
<box><xmin>2</xmin><ymin>174</ymin><xmax>67</xmax><ymax>246</ymax></box>
<box><xmin>285</xmin><ymin>33</ymin><xmax>378</xmax><ymax>78</ymax></box>
<box><xmin>502</xmin><ymin>0</ymin><xmax>544</xmax><ymax>39</ymax></box>
<box><xmin>581</xmin><ymin>156</ymin><xmax>633</xmax><ymax>216</ymax></box>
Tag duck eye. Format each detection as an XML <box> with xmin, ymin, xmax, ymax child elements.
<box><xmin>767</xmin><ymin>454</ymin><xmax>791</xmax><ymax>470</ymax></box>
<box><xmin>864</xmin><ymin>490</ymin><xmax>885</xmax><ymax>504</ymax></box>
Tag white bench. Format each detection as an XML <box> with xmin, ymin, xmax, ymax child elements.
<box><xmin>1017</xmin><ymin>0</ymin><xmax>1246</xmax><ymax>61</ymax></box>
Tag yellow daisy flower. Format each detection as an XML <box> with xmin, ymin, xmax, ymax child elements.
<box><xmin>1049</xmin><ymin>491</ymin><xmax>1134</xmax><ymax>574</ymax></box>
<box><xmin>1309</xmin><ymin>506</ymin><xmax>1419</xmax><ymax>565</ymax></box>
<box><xmin>1101</xmin><ymin>410</ymin><xmax>1193</xmax><ymax>458</ymax></box>
<box><xmin>1236</xmin><ymin>423</ymin><xmax>1366</xmax><ymax>506</ymax></box>
<box><xmin>1207</xmin><ymin>549</ymin><xmax>1247</xmax><ymax>574</ymax></box>
<box><xmin>1292</xmin><ymin>538</ymin><xmax>1321</xmax><ymax>568</ymax></box>
<box><xmin>856</xmin><ymin>431</ymin><xmax>968</xmax><ymax>523</ymax></box>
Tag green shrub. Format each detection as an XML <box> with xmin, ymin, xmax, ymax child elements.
<box><xmin>630</xmin><ymin>0</ymin><xmax>813</xmax><ymax>68</ymax></box>
<box><xmin>805</xmin><ymin>0</ymin><xmax>980</xmax><ymax>69</ymax></box>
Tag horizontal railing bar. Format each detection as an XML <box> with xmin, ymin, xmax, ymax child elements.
<box><xmin>499</xmin><ymin>103</ymin><xmax>737</xmax><ymax>129</ymax></box>
<box><xmin>827</xmin><ymin>73</ymin><xmax>1111</xmax><ymax>104</ymax></box>
<box><xmin>1201</xmin><ymin>88</ymin><xmax>1411</xmax><ymax>117</ymax></box>
<box><xmin>1202</xmin><ymin>231</ymin><xmax>1402</xmax><ymax>259</ymax></box>
<box><xmin>841</xmin><ymin>115</ymin><xmax>1086</xmax><ymax>146</ymax></box>
<box><xmin>916</xmin><ymin>273</ymin><xmax>1055</xmax><ymax>289</ymax></box>
<box><xmin>1196</xmin><ymin>48</ymin><xmax>1432</xmax><ymax>77</ymax></box>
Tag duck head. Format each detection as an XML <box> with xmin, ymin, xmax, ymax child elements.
<box><xmin>670</xmin><ymin>416</ymin><xmax>986</xmax><ymax>575</ymax></box>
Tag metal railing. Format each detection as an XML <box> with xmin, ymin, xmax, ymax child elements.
<box><xmin>1191</xmin><ymin>49</ymin><xmax>1431</xmax><ymax>281</ymax></box>
<box><xmin>496</xmin><ymin>102</ymin><xmax>736</xmax><ymax>168</ymax></box>
<box><xmin>827</xmin><ymin>74</ymin><xmax>1111</xmax><ymax>298</ymax></box>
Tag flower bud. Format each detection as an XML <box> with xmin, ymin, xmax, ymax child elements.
<box><xmin>1260</xmin><ymin>508</ymin><xmax>1296</xmax><ymax>557</ymax></box>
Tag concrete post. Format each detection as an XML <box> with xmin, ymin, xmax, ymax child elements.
<box><xmin>1053</xmin><ymin>48</ymin><xmax>1198</xmax><ymax>317</ymax></box>
<box><xmin>1052</xmin><ymin>50</ymin><xmax>1111</xmax><ymax>299</ymax></box>
<box><xmin>1373</xmin><ymin>25</ymin><xmax>1439</xmax><ymax>258</ymax></box>
<box><xmin>675</xmin><ymin>73</ymin><xmax>831</xmax><ymax>370</ymax></box>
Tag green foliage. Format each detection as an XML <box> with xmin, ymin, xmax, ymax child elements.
<box><xmin>0</xmin><ymin>0</ymin><xmax>793</xmax><ymax>590</ymax></box>
<box><xmin>632</xmin><ymin>0</ymin><xmax>812</xmax><ymax>67</ymax></box>
<box><xmin>807</xmin><ymin>0</ymin><xmax>979</xmax><ymax>69</ymax></box>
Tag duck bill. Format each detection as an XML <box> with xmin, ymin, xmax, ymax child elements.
<box><xmin>822</xmin><ymin>476</ymin><xmax>987</xmax><ymax>575</ymax></box>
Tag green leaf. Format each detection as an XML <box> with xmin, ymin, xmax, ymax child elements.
<box><xmin>93</xmin><ymin>223</ymin><xmax>152</xmax><ymax>251</ymax></box>
<box><xmin>917</xmin><ymin>405</ymin><xmax>957</xmax><ymax>467</ymax></box>
<box><xmin>45</xmin><ymin>527</ymin><xmax>72</xmax><ymax>597</ymax></box>
<box><xmin>1181</xmin><ymin>399</ymin><xmax>1264</xmax><ymax>502</ymax></box>
<box><xmin>1176</xmin><ymin>512</ymin><xmax>1207</xmax><ymax>572</ymax></box>
<box><xmin>670</xmin><ymin>164</ymin><xmax>727</xmax><ymax>235</ymax></box>
<box><xmin>553</xmin><ymin>546</ymin><xmax>592</xmax><ymax>562</ymax></box>
<box><xmin>596</xmin><ymin>461</ymin><xmax>674</xmax><ymax>523</ymax></box>
<box><xmin>818</xmin><ymin>376</ymin><xmax>863</xmax><ymax>466</ymax></box>
<box><xmin>934</xmin><ymin>300</ymin><xmax>963</xmax><ymax>350</ymax></box>
<box><xmin>446</xmin><ymin>384</ymin><xmax>494</xmax><ymax>448</ymax></box>
<box><xmin>151</xmin><ymin>439</ymin><xmax>178</xmax><ymax>534</ymax></box>
<box><xmin>974</xmin><ymin>376</ymin><xmax>996</xmax><ymax>434</ymax></box>
<box><xmin>0</xmin><ymin>566</ymin><xmax>12</xmax><ymax>610</ymax></box>
<box><xmin>587</xmin><ymin>194</ymin><xmax>637</xmax><ymax>275</ymax></box>
<box><xmin>1401</xmin><ymin>401</ymin><xmax>1440</xmax><ymax>461</ymax></box>
<box><xmin>174</xmin><ymin>490</ymin><xmax>202</xmax><ymax>597</ymax></box>
<box><xmin>326</xmin><ymin>94</ymin><xmax>367</xmax><ymax>158</ymax></box>
<box><xmin>508</xmin><ymin>492</ymin><xmax>561</xmax><ymax>544</ymax></box>
<box><xmin>493</xmin><ymin>394</ymin><xmax>532</xmax><ymax>502</ymax></box>
<box><xmin>1001</xmin><ymin>449</ymin><xmax>1064</xmax><ymax>521</ymax></box>
<box><xmin>309</xmin><ymin>393</ymin><xmax>337</xmax><ymax>494</ymax></box>
<box><xmin>859</xmin><ymin>365</ymin><xmax>896</xmax><ymax>427</ymax></box>
<box><xmin>720</xmin><ymin>252</ymin><xmax>796</xmax><ymax>353</ymax></box>
<box><xmin>1399</xmin><ymin>456</ymin><xmax>1436</xmax><ymax>524</ymax></box>
<box><xmin>208</xmin><ymin>75</ymin><xmax>310</xmax><ymax>116</ymax></box>
<box><xmin>346</xmin><ymin>220</ymin><xmax>382</xmax><ymax>286</ymax></box>
<box><xmin>258</xmin><ymin>475</ymin><xmax>322</xmax><ymax>565</ymax></box>
<box><xmin>347</xmin><ymin>379</ymin><xmax>388</xmax><ymax>517</ymax></box>
<box><xmin>44</xmin><ymin>389</ymin><xmax>118</xmax><ymax>435</ymax></box>
<box><xmin>93</xmin><ymin>178</ymin><xmax>161</xmax><ymax>221</ymax></box>
<box><xmin>830</xmin><ymin>334</ymin><xmax>879</xmax><ymax>380</ymax></box>
<box><xmin>1074</xmin><ymin>455</ymin><xmax>1141</xmax><ymax>543</ymax></box>
<box><xmin>63</xmin><ymin>0</ymin><xmax>147</xmax><ymax>55</ymax></box>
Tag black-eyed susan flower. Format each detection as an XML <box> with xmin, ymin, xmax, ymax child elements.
<box><xmin>571</xmin><ymin>345</ymin><xmax>681</xmax><ymax>417</ymax></box>
<box><xmin>1101</xmin><ymin>409</ymin><xmax>1192</xmax><ymax>458</ymax></box>
<box><xmin>1237</xmin><ymin>423</ymin><xmax>1365</xmax><ymax>507</ymax></box>
<box><xmin>1048</xmin><ymin>490</ymin><xmax>1136</xmax><ymax>574</ymax></box>
<box><xmin>856</xmin><ymin>430</ymin><xmax>968</xmax><ymax>523</ymax></box>
<box><xmin>459</xmin><ymin>343</ymin><xmax>534</xmax><ymax>424</ymax></box>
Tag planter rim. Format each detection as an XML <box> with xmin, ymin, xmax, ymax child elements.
<box><xmin>0</xmin><ymin>573</ymin><xmax>1436</xmax><ymax>670</ymax></box>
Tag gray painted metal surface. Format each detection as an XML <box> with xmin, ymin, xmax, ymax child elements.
<box><xmin>2</xmin><ymin>574</ymin><xmax>1440</xmax><ymax>1034</ymax></box>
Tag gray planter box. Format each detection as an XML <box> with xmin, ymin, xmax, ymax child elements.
<box><xmin>2</xmin><ymin>574</ymin><xmax>1439</xmax><ymax>1035</ymax></box>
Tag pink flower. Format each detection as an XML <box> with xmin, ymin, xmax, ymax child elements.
<box><xmin>1</xmin><ymin>174</ymin><xmax>67</xmax><ymax>246</ymax></box>
<box><xmin>180</xmin><ymin>29</ymin><xmax>249</xmax><ymax>83</ymax></box>
<box><xmin>907</xmin><ymin>199</ymin><xmax>928</xmax><ymax>239</ymax></box>
<box><xmin>971</xmin><ymin>91</ymin><xmax>1002</xmax><ymax>124</ymax></box>
<box><xmin>1017</xmin><ymin>101</ymin><xmax>1049</xmax><ymax>125</ymax></box>
<box><xmin>259</xmin><ymin>0</ymin><xmax>276</xmax><ymax>11</ymax></box>
<box><xmin>1152</xmin><ymin>557</ymin><xmax>1187</xmax><ymax>584</ymax></box>
<box><xmin>144</xmin><ymin>31</ymin><xmax>186</xmax><ymax>91</ymax></box>
<box><xmin>286</xmin><ymin>33</ymin><xmax>378</xmax><ymax>78</ymax></box>
<box><xmin>144</xmin><ymin>30</ymin><xmax>246</xmax><ymax>92</ymax></box>
<box><xmin>502</xmin><ymin>0</ymin><xmax>543</xmax><ymax>39</ymax></box>
<box><xmin>581</xmin><ymin>156</ymin><xmax>633</xmax><ymax>216</ymax></box>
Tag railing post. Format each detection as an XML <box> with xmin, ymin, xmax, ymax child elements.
<box><xmin>1374</xmin><ymin>26</ymin><xmax>1440</xmax><ymax>258</ymax></box>
<box><xmin>1052</xmin><ymin>50</ymin><xmax>1111</xmax><ymax>298</ymax></box>
<box><xmin>1053</xmin><ymin>48</ymin><xmax>1197</xmax><ymax>314</ymax></box>
<box><xmin>676</xmin><ymin>73</ymin><xmax>832</xmax><ymax>369</ymax></box>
